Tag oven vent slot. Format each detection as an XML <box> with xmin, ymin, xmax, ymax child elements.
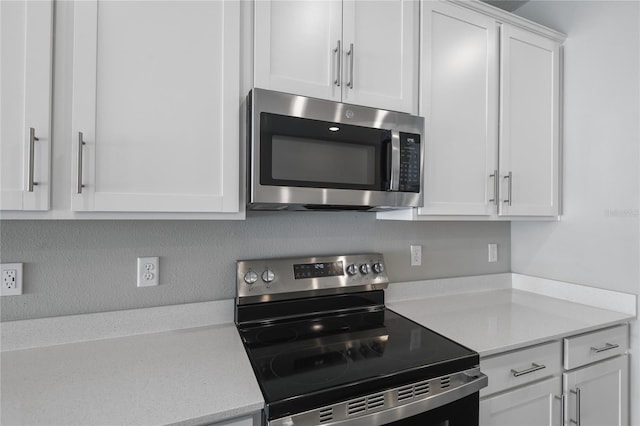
<box><xmin>397</xmin><ymin>379</ymin><xmax>430</xmax><ymax>402</ymax></box>
<box><xmin>440</xmin><ymin>376</ymin><xmax>451</xmax><ymax>389</ymax></box>
<box><xmin>319</xmin><ymin>407</ymin><xmax>333</xmax><ymax>423</ymax></box>
<box><xmin>346</xmin><ymin>393</ymin><xmax>386</xmax><ymax>416</ymax></box>
<box><xmin>347</xmin><ymin>398</ymin><xmax>367</xmax><ymax>416</ymax></box>
<box><xmin>367</xmin><ymin>393</ymin><xmax>385</xmax><ymax>410</ymax></box>
<box><xmin>414</xmin><ymin>381</ymin><xmax>430</xmax><ymax>396</ymax></box>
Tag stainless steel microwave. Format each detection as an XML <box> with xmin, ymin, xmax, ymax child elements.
<box><xmin>247</xmin><ymin>89</ymin><xmax>424</xmax><ymax>211</ymax></box>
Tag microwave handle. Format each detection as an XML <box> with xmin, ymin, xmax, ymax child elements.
<box><xmin>388</xmin><ymin>130</ymin><xmax>401</xmax><ymax>191</ymax></box>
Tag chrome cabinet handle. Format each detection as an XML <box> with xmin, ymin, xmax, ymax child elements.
<box><xmin>555</xmin><ymin>394</ymin><xmax>565</xmax><ymax>426</ymax></box>
<box><xmin>347</xmin><ymin>43</ymin><xmax>354</xmax><ymax>89</ymax></box>
<box><xmin>590</xmin><ymin>342</ymin><xmax>619</xmax><ymax>353</ymax></box>
<box><xmin>503</xmin><ymin>172</ymin><xmax>512</xmax><ymax>206</ymax></box>
<box><xmin>489</xmin><ymin>170</ymin><xmax>498</xmax><ymax>204</ymax></box>
<box><xmin>27</xmin><ymin>127</ymin><xmax>39</xmax><ymax>192</ymax></box>
<box><xmin>77</xmin><ymin>132</ymin><xmax>86</xmax><ymax>194</ymax></box>
<box><xmin>570</xmin><ymin>388</ymin><xmax>581</xmax><ymax>425</ymax></box>
<box><xmin>511</xmin><ymin>362</ymin><xmax>546</xmax><ymax>377</ymax></box>
<box><xmin>333</xmin><ymin>40</ymin><xmax>341</xmax><ymax>87</ymax></box>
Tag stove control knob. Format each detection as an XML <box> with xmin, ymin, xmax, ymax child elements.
<box><xmin>346</xmin><ymin>264</ymin><xmax>358</xmax><ymax>276</ymax></box>
<box><xmin>243</xmin><ymin>270</ymin><xmax>258</xmax><ymax>285</ymax></box>
<box><xmin>373</xmin><ymin>263</ymin><xmax>385</xmax><ymax>274</ymax></box>
<box><xmin>360</xmin><ymin>264</ymin><xmax>371</xmax><ymax>275</ymax></box>
<box><xmin>262</xmin><ymin>269</ymin><xmax>275</xmax><ymax>283</ymax></box>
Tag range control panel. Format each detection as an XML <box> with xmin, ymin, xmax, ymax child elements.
<box><xmin>236</xmin><ymin>253</ymin><xmax>389</xmax><ymax>303</ymax></box>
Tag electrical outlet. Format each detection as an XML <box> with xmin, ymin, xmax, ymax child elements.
<box><xmin>410</xmin><ymin>245</ymin><xmax>422</xmax><ymax>266</ymax></box>
<box><xmin>488</xmin><ymin>243</ymin><xmax>498</xmax><ymax>263</ymax></box>
<box><xmin>137</xmin><ymin>257</ymin><xmax>159</xmax><ymax>287</ymax></box>
<box><xmin>1</xmin><ymin>263</ymin><xmax>23</xmax><ymax>296</ymax></box>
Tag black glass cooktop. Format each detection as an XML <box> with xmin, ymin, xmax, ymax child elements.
<box><xmin>237</xmin><ymin>305</ymin><xmax>478</xmax><ymax>420</ymax></box>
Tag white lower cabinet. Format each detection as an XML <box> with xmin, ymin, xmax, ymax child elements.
<box><xmin>480</xmin><ymin>376</ymin><xmax>562</xmax><ymax>426</ymax></box>
<box><xmin>562</xmin><ymin>325</ymin><xmax>629</xmax><ymax>426</ymax></box>
<box><xmin>480</xmin><ymin>324</ymin><xmax>629</xmax><ymax>426</ymax></box>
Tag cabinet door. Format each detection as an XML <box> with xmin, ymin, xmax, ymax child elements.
<box><xmin>254</xmin><ymin>0</ymin><xmax>342</xmax><ymax>102</ymax></box>
<box><xmin>499</xmin><ymin>25</ymin><xmax>560</xmax><ymax>217</ymax></box>
<box><xmin>71</xmin><ymin>0</ymin><xmax>239</xmax><ymax>213</ymax></box>
<box><xmin>418</xmin><ymin>2</ymin><xmax>498</xmax><ymax>216</ymax></box>
<box><xmin>341</xmin><ymin>0</ymin><xmax>418</xmax><ymax>113</ymax></box>
<box><xmin>0</xmin><ymin>0</ymin><xmax>53</xmax><ymax>211</ymax></box>
<box><xmin>480</xmin><ymin>376</ymin><xmax>562</xmax><ymax>426</ymax></box>
<box><xmin>563</xmin><ymin>356</ymin><xmax>628</xmax><ymax>426</ymax></box>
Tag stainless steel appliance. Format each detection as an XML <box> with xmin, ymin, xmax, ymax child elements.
<box><xmin>247</xmin><ymin>89</ymin><xmax>424</xmax><ymax>211</ymax></box>
<box><xmin>235</xmin><ymin>254</ymin><xmax>488</xmax><ymax>425</ymax></box>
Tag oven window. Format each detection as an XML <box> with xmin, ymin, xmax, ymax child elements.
<box><xmin>260</xmin><ymin>113</ymin><xmax>391</xmax><ymax>190</ymax></box>
<box><xmin>271</xmin><ymin>136</ymin><xmax>375</xmax><ymax>185</ymax></box>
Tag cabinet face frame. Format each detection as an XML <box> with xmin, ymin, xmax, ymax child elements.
<box><xmin>0</xmin><ymin>0</ymin><xmax>53</xmax><ymax>211</ymax></box>
<box><xmin>498</xmin><ymin>24</ymin><xmax>560</xmax><ymax>217</ymax></box>
<box><xmin>70</xmin><ymin>0</ymin><xmax>240</xmax><ymax>213</ymax></box>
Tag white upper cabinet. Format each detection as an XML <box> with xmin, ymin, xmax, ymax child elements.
<box><xmin>499</xmin><ymin>25</ymin><xmax>560</xmax><ymax>217</ymax></box>
<box><xmin>254</xmin><ymin>0</ymin><xmax>418</xmax><ymax>114</ymax></box>
<box><xmin>71</xmin><ymin>0</ymin><xmax>240</xmax><ymax>213</ymax></box>
<box><xmin>379</xmin><ymin>0</ymin><xmax>564</xmax><ymax>221</ymax></box>
<box><xmin>0</xmin><ymin>0</ymin><xmax>53</xmax><ymax>211</ymax></box>
<box><xmin>254</xmin><ymin>0</ymin><xmax>342</xmax><ymax>102</ymax></box>
<box><xmin>419</xmin><ymin>1</ymin><xmax>499</xmax><ymax>216</ymax></box>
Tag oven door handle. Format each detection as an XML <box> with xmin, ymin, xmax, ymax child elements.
<box><xmin>268</xmin><ymin>369</ymin><xmax>488</xmax><ymax>426</ymax></box>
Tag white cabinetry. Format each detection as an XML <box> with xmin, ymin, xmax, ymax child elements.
<box><xmin>479</xmin><ymin>324</ymin><xmax>630</xmax><ymax>426</ymax></box>
<box><xmin>0</xmin><ymin>0</ymin><xmax>53</xmax><ymax>211</ymax></box>
<box><xmin>379</xmin><ymin>0</ymin><xmax>564</xmax><ymax>221</ymax></box>
<box><xmin>71</xmin><ymin>0</ymin><xmax>240</xmax><ymax>213</ymax></box>
<box><xmin>562</xmin><ymin>325</ymin><xmax>629</xmax><ymax>426</ymax></box>
<box><xmin>419</xmin><ymin>1</ymin><xmax>499</xmax><ymax>216</ymax></box>
<box><xmin>479</xmin><ymin>342</ymin><xmax>563</xmax><ymax>426</ymax></box>
<box><xmin>254</xmin><ymin>0</ymin><xmax>418</xmax><ymax>114</ymax></box>
<box><xmin>499</xmin><ymin>25</ymin><xmax>560</xmax><ymax>217</ymax></box>
<box><xmin>480</xmin><ymin>376</ymin><xmax>562</xmax><ymax>426</ymax></box>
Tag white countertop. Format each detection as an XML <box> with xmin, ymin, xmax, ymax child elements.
<box><xmin>1</xmin><ymin>321</ymin><xmax>263</xmax><ymax>426</ymax></box>
<box><xmin>389</xmin><ymin>286</ymin><xmax>634</xmax><ymax>357</ymax></box>
<box><xmin>1</xmin><ymin>274</ymin><xmax>635</xmax><ymax>425</ymax></box>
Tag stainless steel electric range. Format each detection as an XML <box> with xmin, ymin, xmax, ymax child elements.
<box><xmin>235</xmin><ymin>254</ymin><xmax>487</xmax><ymax>426</ymax></box>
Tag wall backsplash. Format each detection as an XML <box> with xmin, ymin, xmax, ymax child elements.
<box><xmin>0</xmin><ymin>214</ymin><xmax>509</xmax><ymax>321</ymax></box>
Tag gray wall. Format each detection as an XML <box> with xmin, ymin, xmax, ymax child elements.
<box><xmin>513</xmin><ymin>2</ymin><xmax>640</xmax><ymax>425</ymax></box>
<box><xmin>0</xmin><ymin>216</ymin><xmax>510</xmax><ymax>321</ymax></box>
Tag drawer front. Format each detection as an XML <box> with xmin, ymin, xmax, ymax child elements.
<box><xmin>480</xmin><ymin>341</ymin><xmax>562</xmax><ymax>397</ymax></box>
<box><xmin>564</xmin><ymin>324</ymin><xmax>628</xmax><ymax>370</ymax></box>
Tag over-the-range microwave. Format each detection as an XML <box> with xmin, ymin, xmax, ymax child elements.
<box><xmin>246</xmin><ymin>89</ymin><xmax>424</xmax><ymax>211</ymax></box>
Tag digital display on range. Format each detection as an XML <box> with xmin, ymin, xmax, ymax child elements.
<box><xmin>293</xmin><ymin>261</ymin><xmax>344</xmax><ymax>279</ymax></box>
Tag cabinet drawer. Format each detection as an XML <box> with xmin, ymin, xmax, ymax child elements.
<box><xmin>563</xmin><ymin>324</ymin><xmax>628</xmax><ymax>370</ymax></box>
<box><xmin>480</xmin><ymin>341</ymin><xmax>562</xmax><ymax>397</ymax></box>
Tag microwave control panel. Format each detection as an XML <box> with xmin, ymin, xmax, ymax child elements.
<box><xmin>398</xmin><ymin>133</ymin><xmax>421</xmax><ymax>193</ymax></box>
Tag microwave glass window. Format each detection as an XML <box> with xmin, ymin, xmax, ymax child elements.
<box><xmin>271</xmin><ymin>136</ymin><xmax>375</xmax><ymax>185</ymax></box>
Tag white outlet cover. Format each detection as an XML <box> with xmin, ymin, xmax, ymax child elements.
<box><xmin>1</xmin><ymin>263</ymin><xmax>23</xmax><ymax>296</ymax></box>
<box><xmin>410</xmin><ymin>245</ymin><xmax>422</xmax><ymax>266</ymax></box>
<box><xmin>137</xmin><ymin>257</ymin><xmax>159</xmax><ymax>287</ymax></box>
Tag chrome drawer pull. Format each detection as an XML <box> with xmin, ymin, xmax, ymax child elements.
<box><xmin>590</xmin><ymin>342</ymin><xmax>619</xmax><ymax>353</ymax></box>
<box><xmin>511</xmin><ymin>362</ymin><xmax>546</xmax><ymax>377</ymax></box>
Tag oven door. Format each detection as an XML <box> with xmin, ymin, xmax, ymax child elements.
<box><xmin>384</xmin><ymin>393</ymin><xmax>479</xmax><ymax>426</ymax></box>
<box><xmin>267</xmin><ymin>370</ymin><xmax>487</xmax><ymax>426</ymax></box>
